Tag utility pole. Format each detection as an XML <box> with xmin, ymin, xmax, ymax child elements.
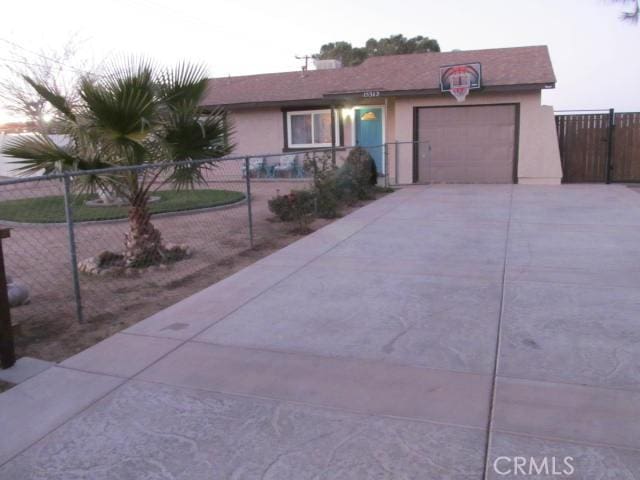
<box><xmin>295</xmin><ymin>54</ymin><xmax>312</xmax><ymax>72</ymax></box>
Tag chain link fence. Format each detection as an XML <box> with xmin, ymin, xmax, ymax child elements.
<box><xmin>0</xmin><ymin>142</ymin><xmax>428</xmax><ymax>356</ymax></box>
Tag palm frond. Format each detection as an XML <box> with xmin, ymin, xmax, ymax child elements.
<box><xmin>100</xmin><ymin>57</ymin><xmax>156</xmax><ymax>91</ymax></box>
<box><xmin>163</xmin><ymin>163</ymin><xmax>209</xmax><ymax>191</ymax></box>
<box><xmin>71</xmin><ymin>170</ymin><xmax>130</xmax><ymax>199</ymax></box>
<box><xmin>157</xmin><ymin>62</ymin><xmax>208</xmax><ymax>110</ymax></box>
<box><xmin>164</xmin><ymin>107</ymin><xmax>233</xmax><ymax>161</ymax></box>
<box><xmin>159</xmin><ymin>107</ymin><xmax>233</xmax><ymax>190</ymax></box>
<box><xmin>2</xmin><ymin>134</ymin><xmax>79</xmax><ymax>175</ymax></box>
<box><xmin>79</xmin><ymin>61</ymin><xmax>157</xmax><ymax>144</ymax></box>
<box><xmin>23</xmin><ymin>76</ymin><xmax>76</xmax><ymax>121</ymax></box>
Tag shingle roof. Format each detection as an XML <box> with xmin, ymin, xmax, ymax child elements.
<box><xmin>201</xmin><ymin>45</ymin><xmax>555</xmax><ymax>108</ymax></box>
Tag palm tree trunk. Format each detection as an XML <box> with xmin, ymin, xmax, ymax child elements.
<box><xmin>124</xmin><ymin>194</ymin><xmax>163</xmax><ymax>267</ymax></box>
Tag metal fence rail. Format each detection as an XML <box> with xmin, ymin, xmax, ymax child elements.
<box><xmin>0</xmin><ymin>156</ymin><xmax>272</xmax><ymax>329</ymax></box>
<box><xmin>0</xmin><ymin>142</ymin><xmax>428</xmax><ymax>346</ymax></box>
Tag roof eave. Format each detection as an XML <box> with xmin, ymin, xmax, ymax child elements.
<box><xmin>323</xmin><ymin>82</ymin><xmax>555</xmax><ymax>98</ymax></box>
<box><xmin>201</xmin><ymin>82</ymin><xmax>556</xmax><ymax>110</ymax></box>
<box><xmin>200</xmin><ymin>98</ymin><xmax>332</xmax><ymax>110</ymax></box>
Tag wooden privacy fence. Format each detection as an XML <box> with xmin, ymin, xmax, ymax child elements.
<box><xmin>555</xmin><ymin>110</ymin><xmax>640</xmax><ymax>183</ymax></box>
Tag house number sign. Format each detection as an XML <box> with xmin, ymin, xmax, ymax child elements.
<box><xmin>362</xmin><ymin>91</ymin><xmax>380</xmax><ymax>97</ymax></box>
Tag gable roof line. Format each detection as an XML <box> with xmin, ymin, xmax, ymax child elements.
<box><xmin>207</xmin><ymin>44</ymin><xmax>551</xmax><ymax>81</ymax></box>
<box><xmin>202</xmin><ymin>45</ymin><xmax>556</xmax><ymax>108</ymax></box>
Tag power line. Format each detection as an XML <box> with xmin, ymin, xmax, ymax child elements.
<box><xmin>0</xmin><ymin>56</ymin><xmax>82</xmax><ymax>74</ymax></box>
<box><xmin>0</xmin><ymin>38</ymin><xmax>93</xmax><ymax>76</ymax></box>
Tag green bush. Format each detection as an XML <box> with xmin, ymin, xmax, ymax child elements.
<box><xmin>336</xmin><ymin>147</ymin><xmax>378</xmax><ymax>202</ymax></box>
<box><xmin>268</xmin><ymin>189</ymin><xmax>316</xmax><ymax>233</ymax></box>
<box><xmin>268</xmin><ymin>148</ymin><xmax>387</xmax><ymax>233</ymax></box>
<box><xmin>369</xmin><ymin>156</ymin><xmax>378</xmax><ymax>186</ymax></box>
<box><xmin>304</xmin><ymin>152</ymin><xmax>340</xmax><ymax>219</ymax></box>
<box><xmin>315</xmin><ymin>177</ymin><xmax>340</xmax><ymax>218</ymax></box>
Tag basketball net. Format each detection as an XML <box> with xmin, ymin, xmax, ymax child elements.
<box><xmin>449</xmin><ymin>72</ymin><xmax>471</xmax><ymax>102</ymax></box>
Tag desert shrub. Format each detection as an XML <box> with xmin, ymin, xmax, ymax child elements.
<box><xmin>268</xmin><ymin>194</ymin><xmax>295</xmax><ymax>221</ymax></box>
<box><xmin>268</xmin><ymin>189</ymin><xmax>316</xmax><ymax>233</ymax></box>
<box><xmin>369</xmin><ymin>157</ymin><xmax>378</xmax><ymax>186</ymax></box>
<box><xmin>304</xmin><ymin>152</ymin><xmax>340</xmax><ymax>219</ymax></box>
<box><xmin>336</xmin><ymin>147</ymin><xmax>378</xmax><ymax>202</ymax></box>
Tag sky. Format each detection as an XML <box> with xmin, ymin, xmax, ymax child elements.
<box><xmin>0</xmin><ymin>0</ymin><xmax>639</xmax><ymax>123</ymax></box>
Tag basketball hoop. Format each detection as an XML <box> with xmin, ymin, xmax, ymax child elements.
<box><xmin>439</xmin><ymin>63</ymin><xmax>481</xmax><ymax>102</ymax></box>
<box><xmin>449</xmin><ymin>72</ymin><xmax>471</xmax><ymax>102</ymax></box>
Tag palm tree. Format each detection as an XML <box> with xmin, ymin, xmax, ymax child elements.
<box><xmin>3</xmin><ymin>60</ymin><xmax>232</xmax><ymax>267</ymax></box>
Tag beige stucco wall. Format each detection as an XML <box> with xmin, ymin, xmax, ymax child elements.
<box><xmin>227</xmin><ymin>91</ymin><xmax>562</xmax><ymax>185</ymax></box>
<box><xmin>392</xmin><ymin>90</ymin><xmax>563</xmax><ymax>185</ymax></box>
<box><xmin>228</xmin><ymin>108</ymin><xmax>283</xmax><ymax>156</ymax></box>
<box><xmin>517</xmin><ymin>104</ymin><xmax>563</xmax><ymax>184</ymax></box>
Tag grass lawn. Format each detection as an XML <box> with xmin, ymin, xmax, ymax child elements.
<box><xmin>0</xmin><ymin>189</ymin><xmax>245</xmax><ymax>223</ymax></box>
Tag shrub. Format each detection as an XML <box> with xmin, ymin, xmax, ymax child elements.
<box><xmin>268</xmin><ymin>194</ymin><xmax>295</xmax><ymax>221</ymax></box>
<box><xmin>369</xmin><ymin>156</ymin><xmax>378</xmax><ymax>186</ymax></box>
<box><xmin>315</xmin><ymin>177</ymin><xmax>340</xmax><ymax>218</ymax></box>
<box><xmin>268</xmin><ymin>189</ymin><xmax>316</xmax><ymax>233</ymax></box>
<box><xmin>304</xmin><ymin>152</ymin><xmax>340</xmax><ymax>219</ymax></box>
<box><xmin>336</xmin><ymin>147</ymin><xmax>378</xmax><ymax>202</ymax></box>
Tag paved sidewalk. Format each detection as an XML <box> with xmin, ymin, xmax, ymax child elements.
<box><xmin>1</xmin><ymin>185</ymin><xmax>639</xmax><ymax>479</ymax></box>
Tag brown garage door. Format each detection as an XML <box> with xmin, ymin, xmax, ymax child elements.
<box><xmin>416</xmin><ymin>105</ymin><xmax>517</xmax><ymax>183</ymax></box>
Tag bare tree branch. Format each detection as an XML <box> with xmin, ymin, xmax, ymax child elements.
<box><xmin>610</xmin><ymin>0</ymin><xmax>639</xmax><ymax>23</ymax></box>
<box><xmin>0</xmin><ymin>37</ymin><xmax>87</xmax><ymax>132</ymax></box>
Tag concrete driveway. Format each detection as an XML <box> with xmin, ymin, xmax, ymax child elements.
<box><xmin>1</xmin><ymin>185</ymin><xmax>639</xmax><ymax>479</ymax></box>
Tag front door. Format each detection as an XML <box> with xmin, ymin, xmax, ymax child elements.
<box><xmin>355</xmin><ymin>107</ymin><xmax>384</xmax><ymax>174</ymax></box>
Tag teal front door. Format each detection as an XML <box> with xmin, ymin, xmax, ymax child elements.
<box><xmin>355</xmin><ymin>107</ymin><xmax>383</xmax><ymax>174</ymax></box>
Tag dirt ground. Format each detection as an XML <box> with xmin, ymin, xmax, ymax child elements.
<box><xmin>3</xmin><ymin>176</ymin><xmax>390</xmax><ymax>364</ymax></box>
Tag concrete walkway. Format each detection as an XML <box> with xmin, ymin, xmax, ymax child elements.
<box><xmin>1</xmin><ymin>185</ymin><xmax>639</xmax><ymax>479</ymax></box>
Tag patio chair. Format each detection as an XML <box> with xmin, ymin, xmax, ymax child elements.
<box><xmin>295</xmin><ymin>160</ymin><xmax>307</xmax><ymax>178</ymax></box>
<box><xmin>273</xmin><ymin>154</ymin><xmax>296</xmax><ymax>178</ymax></box>
<box><xmin>242</xmin><ymin>157</ymin><xmax>266</xmax><ymax>178</ymax></box>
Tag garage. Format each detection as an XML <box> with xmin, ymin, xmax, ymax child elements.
<box><xmin>415</xmin><ymin>104</ymin><xmax>518</xmax><ymax>184</ymax></box>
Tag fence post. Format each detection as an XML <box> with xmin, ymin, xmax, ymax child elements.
<box><xmin>605</xmin><ymin>108</ymin><xmax>615</xmax><ymax>184</ymax></box>
<box><xmin>62</xmin><ymin>175</ymin><xmax>84</xmax><ymax>323</ymax></box>
<box><xmin>383</xmin><ymin>144</ymin><xmax>390</xmax><ymax>188</ymax></box>
<box><xmin>244</xmin><ymin>157</ymin><xmax>254</xmax><ymax>249</ymax></box>
<box><xmin>394</xmin><ymin>142</ymin><xmax>399</xmax><ymax>186</ymax></box>
<box><xmin>0</xmin><ymin>228</ymin><xmax>16</xmax><ymax>369</ymax></box>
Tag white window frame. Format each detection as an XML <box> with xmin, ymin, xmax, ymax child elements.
<box><xmin>286</xmin><ymin>109</ymin><xmax>340</xmax><ymax>149</ymax></box>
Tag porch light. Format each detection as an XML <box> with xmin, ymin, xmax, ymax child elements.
<box><xmin>341</xmin><ymin>107</ymin><xmax>354</xmax><ymax>120</ymax></box>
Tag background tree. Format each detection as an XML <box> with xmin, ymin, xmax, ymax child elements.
<box><xmin>2</xmin><ymin>60</ymin><xmax>232</xmax><ymax>267</ymax></box>
<box><xmin>313</xmin><ymin>41</ymin><xmax>368</xmax><ymax>67</ymax></box>
<box><xmin>0</xmin><ymin>38</ymin><xmax>85</xmax><ymax>133</ymax></box>
<box><xmin>314</xmin><ymin>34</ymin><xmax>440</xmax><ymax>67</ymax></box>
<box><xmin>611</xmin><ymin>0</ymin><xmax>639</xmax><ymax>22</ymax></box>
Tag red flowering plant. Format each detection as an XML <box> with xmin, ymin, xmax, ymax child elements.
<box><xmin>268</xmin><ymin>189</ymin><xmax>316</xmax><ymax>233</ymax></box>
